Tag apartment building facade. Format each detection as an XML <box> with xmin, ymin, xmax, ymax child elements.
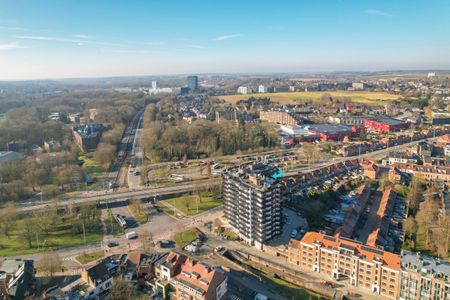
<box><xmin>288</xmin><ymin>232</ymin><xmax>401</xmax><ymax>299</ymax></box>
<box><xmin>399</xmin><ymin>251</ymin><xmax>450</xmax><ymax>300</ymax></box>
<box><xmin>222</xmin><ymin>164</ymin><xmax>282</xmax><ymax>249</ymax></box>
<box><xmin>260</xmin><ymin>110</ymin><xmax>299</xmax><ymax>125</ymax></box>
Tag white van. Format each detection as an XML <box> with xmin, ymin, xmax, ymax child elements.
<box><xmin>126</xmin><ymin>231</ymin><xmax>138</xmax><ymax>239</ymax></box>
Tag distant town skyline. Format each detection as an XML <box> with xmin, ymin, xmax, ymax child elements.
<box><xmin>0</xmin><ymin>0</ymin><xmax>449</xmax><ymax>80</ymax></box>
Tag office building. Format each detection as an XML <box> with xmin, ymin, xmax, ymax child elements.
<box><xmin>288</xmin><ymin>232</ymin><xmax>401</xmax><ymax>299</ymax></box>
<box><xmin>152</xmin><ymin>80</ymin><xmax>159</xmax><ymax>90</ymax></box>
<box><xmin>187</xmin><ymin>75</ymin><xmax>198</xmax><ymax>91</ymax></box>
<box><xmin>222</xmin><ymin>164</ymin><xmax>282</xmax><ymax>249</ymax></box>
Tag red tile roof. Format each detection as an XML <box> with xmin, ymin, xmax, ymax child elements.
<box><xmin>293</xmin><ymin>232</ymin><xmax>400</xmax><ymax>270</ymax></box>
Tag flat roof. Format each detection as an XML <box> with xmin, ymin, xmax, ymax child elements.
<box><xmin>305</xmin><ymin>124</ymin><xmax>353</xmax><ymax>134</ymax></box>
<box><xmin>372</xmin><ymin>118</ymin><xmax>407</xmax><ymax>126</ymax></box>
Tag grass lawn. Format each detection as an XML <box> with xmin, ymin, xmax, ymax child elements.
<box><xmin>219</xmin><ymin>91</ymin><xmax>401</xmax><ymax>106</ymax></box>
<box><xmin>107</xmin><ymin>209</ymin><xmax>124</xmax><ymax>236</ymax></box>
<box><xmin>412</xmin><ymin>225</ymin><xmax>431</xmax><ymax>256</ymax></box>
<box><xmin>173</xmin><ymin>229</ymin><xmax>197</xmax><ymax>248</ymax></box>
<box><xmin>0</xmin><ymin>216</ymin><xmax>103</xmax><ymax>257</ymax></box>
<box><xmin>76</xmin><ymin>250</ymin><xmax>105</xmax><ymax>264</ymax></box>
<box><xmin>164</xmin><ymin>192</ymin><xmax>222</xmax><ymax>216</ymax></box>
<box><xmin>79</xmin><ymin>155</ymin><xmax>107</xmax><ymax>179</ymax></box>
<box><xmin>128</xmin><ymin>202</ymin><xmax>148</xmax><ymax>224</ymax></box>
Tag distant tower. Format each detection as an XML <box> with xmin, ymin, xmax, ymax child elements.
<box><xmin>187</xmin><ymin>76</ymin><xmax>198</xmax><ymax>91</ymax></box>
<box><xmin>152</xmin><ymin>80</ymin><xmax>159</xmax><ymax>90</ymax></box>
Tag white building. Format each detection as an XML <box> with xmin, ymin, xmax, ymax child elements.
<box><xmin>258</xmin><ymin>85</ymin><xmax>268</xmax><ymax>93</ymax></box>
<box><xmin>237</xmin><ymin>86</ymin><xmax>250</xmax><ymax>94</ymax></box>
<box><xmin>428</xmin><ymin>72</ymin><xmax>436</xmax><ymax>78</ymax></box>
<box><xmin>152</xmin><ymin>80</ymin><xmax>160</xmax><ymax>89</ymax></box>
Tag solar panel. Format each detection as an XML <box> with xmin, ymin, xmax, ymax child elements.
<box><xmin>324</xmin><ymin>236</ymin><xmax>337</xmax><ymax>242</ymax></box>
<box><xmin>361</xmin><ymin>245</ymin><xmax>384</xmax><ymax>256</ymax></box>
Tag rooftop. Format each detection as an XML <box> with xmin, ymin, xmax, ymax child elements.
<box><xmin>372</xmin><ymin>118</ymin><xmax>407</xmax><ymax>126</ymax></box>
<box><xmin>401</xmin><ymin>251</ymin><xmax>450</xmax><ymax>280</ymax></box>
<box><xmin>304</xmin><ymin>124</ymin><xmax>353</xmax><ymax>134</ymax></box>
<box><xmin>292</xmin><ymin>231</ymin><xmax>400</xmax><ymax>270</ymax></box>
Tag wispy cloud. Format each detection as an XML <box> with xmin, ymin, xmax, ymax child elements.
<box><xmin>186</xmin><ymin>44</ymin><xmax>206</xmax><ymax>49</ymax></box>
<box><xmin>0</xmin><ymin>42</ymin><xmax>29</xmax><ymax>50</ymax></box>
<box><xmin>0</xmin><ymin>26</ymin><xmax>27</xmax><ymax>31</ymax></box>
<box><xmin>16</xmin><ymin>35</ymin><xmax>122</xmax><ymax>46</ymax></box>
<box><xmin>144</xmin><ymin>41</ymin><xmax>164</xmax><ymax>46</ymax></box>
<box><xmin>72</xmin><ymin>34</ymin><xmax>94</xmax><ymax>39</ymax></box>
<box><xmin>213</xmin><ymin>34</ymin><xmax>242</xmax><ymax>41</ymax></box>
<box><xmin>364</xmin><ymin>9</ymin><xmax>392</xmax><ymax>17</ymax></box>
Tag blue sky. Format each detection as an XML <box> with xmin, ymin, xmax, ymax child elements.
<box><xmin>0</xmin><ymin>0</ymin><xmax>449</xmax><ymax>80</ymax></box>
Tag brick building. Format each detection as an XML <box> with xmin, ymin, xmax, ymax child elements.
<box><xmin>288</xmin><ymin>232</ymin><xmax>401</xmax><ymax>299</ymax></box>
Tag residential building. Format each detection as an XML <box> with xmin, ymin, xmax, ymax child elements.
<box><xmin>215</xmin><ymin>109</ymin><xmax>237</xmax><ymax>124</ymax></box>
<box><xmin>155</xmin><ymin>251</ymin><xmax>227</xmax><ymax>300</ymax></box>
<box><xmin>72</xmin><ymin>124</ymin><xmax>105</xmax><ymax>152</ymax></box>
<box><xmin>361</xmin><ymin>160</ymin><xmax>380</xmax><ymax>180</ymax></box>
<box><xmin>352</xmin><ymin>82</ymin><xmax>365</xmax><ymax>90</ymax></box>
<box><xmin>172</xmin><ymin>257</ymin><xmax>227</xmax><ymax>300</ymax></box>
<box><xmin>366</xmin><ymin>187</ymin><xmax>396</xmax><ymax>249</ymax></box>
<box><xmin>260</xmin><ymin>110</ymin><xmax>300</xmax><ymax>125</ymax></box>
<box><xmin>152</xmin><ymin>80</ymin><xmax>160</xmax><ymax>90</ymax></box>
<box><xmin>6</xmin><ymin>141</ymin><xmax>20</xmax><ymax>152</ymax></box>
<box><xmin>0</xmin><ymin>259</ymin><xmax>35</xmax><ymax>300</ymax></box>
<box><xmin>399</xmin><ymin>251</ymin><xmax>450</xmax><ymax>300</ymax></box>
<box><xmin>288</xmin><ymin>232</ymin><xmax>401</xmax><ymax>299</ymax></box>
<box><xmin>394</xmin><ymin>163</ymin><xmax>450</xmax><ymax>185</ymax></box>
<box><xmin>365</xmin><ymin>118</ymin><xmax>409</xmax><ymax>132</ymax></box>
<box><xmin>258</xmin><ymin>85</ymin><xmax>268</xmax><ymax>93</ymax></box>
<box><xmin>44</xmin><ymin>140</ymin><xmax>61</xmax><ymax>153</ymax></box>
<box><xmin>0</xmin><ymin>151</ymin><xmax>21</xmax><ymax>166</ymax></box>
<box><xmin>382</xmin><ymin>151</ymin><xmax>419</xmax><ymax>166</ymax></box>
<box><xmin>187</xmin><ymin>75</ymin><xmax>198</xmax><ymax>91</ymax></box>
<box><xmin>432</xmin><ymin>112</ymin><xmax>450</xmax><ymax>125</ymax></box>
<box><xmin>222</xmin><ymin>164</ymin><xmax>282</xmax><ymax>249</ymax></box>
<box><xmin>304</xmin><ymin>124</ymin><xmax>356</xmax><ymax>141</ymax></box>
<box><xmin>237</xmin><ymin>86</ymin><xmax>250</xmax><ymax>94</ymax></box>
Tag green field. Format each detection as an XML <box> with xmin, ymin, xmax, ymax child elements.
<box><xmin>0</xmin><ymin>219</ymin><xmax>102</xmax><ymax>257</ymax></box>
<box><xmin>0</xmin><ymin>113</ymin><xmax>5</xmax><ymax>122</ymax></box>
<box><xmin>219</xmin><ymin>91</ymin><xmax>401</xmax><ymax>106</ymax></box>
<box><xmin>128</xmin><ymin>202</ymin><xmax>148</xmax><ymax>224</ymax></box>
<box><xmin>164</xmin><ymin>192</ymin><xmax>222</xmax><ymax>216</ymax></box>
<box><xmin>76</xmin><ymin>250</ymin><xmax>105</xmax><ymax>264</ymax></box>
<box><xmin>79</xmin><ymin>155</ymin><xmax>107</xmax><ymax>180</ymax></box>
<box><xmin>173</xmin><ymin>229</ymin><xmax>197</xmax><ymax>248</ymax></box>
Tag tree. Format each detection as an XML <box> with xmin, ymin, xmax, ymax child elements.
<box><xmin>403</xmin><ymin>216</ymin><xmax>417</xmax><ymax>245</ymax></box>
<box><xmin>110</xmin><ymin>277</ymin><xmax>135</xmax><ymax>300</ymax></box>
<box><xmin>407</xmin><ymin>177</ymin><xmax>422</xmax><ymax>216</ymax></box>
<box><xmin>0</xmin><ymin>202</ymin><xmax>18</xmax><ymax>238</ymax></box>
<box><xmin>19</xmin><ymin>216</ymin><xmax>38</xmax><ymax>248</ymax></box>
<box><xmin>38</xmin><ymin>251</ymin><xmax>62</xmax><ymax>277</ymax></box>
<box><xmin>140</xmin><ymin>229</ymin><xmax>154</xmax><ymax>251</ymax></box>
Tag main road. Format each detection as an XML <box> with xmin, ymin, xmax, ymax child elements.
<box><xmin>13</xmin><ymin>135</ymin><xmax>440</xmax><ymax>214</ymax></box>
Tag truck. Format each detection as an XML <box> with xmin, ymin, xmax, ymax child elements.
<box><xmin>126</xmin><ymin>231</ymin><xmax>138</xmax><ymax>239</ymax></box>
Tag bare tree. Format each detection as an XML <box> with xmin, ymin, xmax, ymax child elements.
<box><xmin>110</xmin><ymin>277</ymin><xmax>135</xmax><ymax>300</ymax></box>
<box><xmin>38</xmin><ymin>251</ymin><xmax>62</xmax><ymax>277</ymax></box>
<box><xmin>0</xmin><ymin>202</ymin><xmax>18</xmax><ymax>238</ymax></box>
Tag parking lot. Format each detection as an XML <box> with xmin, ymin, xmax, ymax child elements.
<box><xmin>268</xmin><ymin>208</ymin><xmax>308</xmax><ymax>247</ymax></box>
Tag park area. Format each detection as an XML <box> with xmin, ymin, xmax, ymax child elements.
<box><xmin>218</xmin><ymin>91</ymin><xmax>400</xmax><ymax>106</ymax></box>
<box><xmin>163</xmin><ymin>191</ymin><xmax>222</xmax><ymax>216</ymax></box>
<box><xmin>0</xmin><ymin>204</ymin><xmax>103</xmax><ymax>257</ymax></box>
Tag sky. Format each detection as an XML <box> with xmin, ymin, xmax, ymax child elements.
<box><xmin>0</xmin><ymin>0</ymin><xmax>449</xmax><ymax>80</ymax></box>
